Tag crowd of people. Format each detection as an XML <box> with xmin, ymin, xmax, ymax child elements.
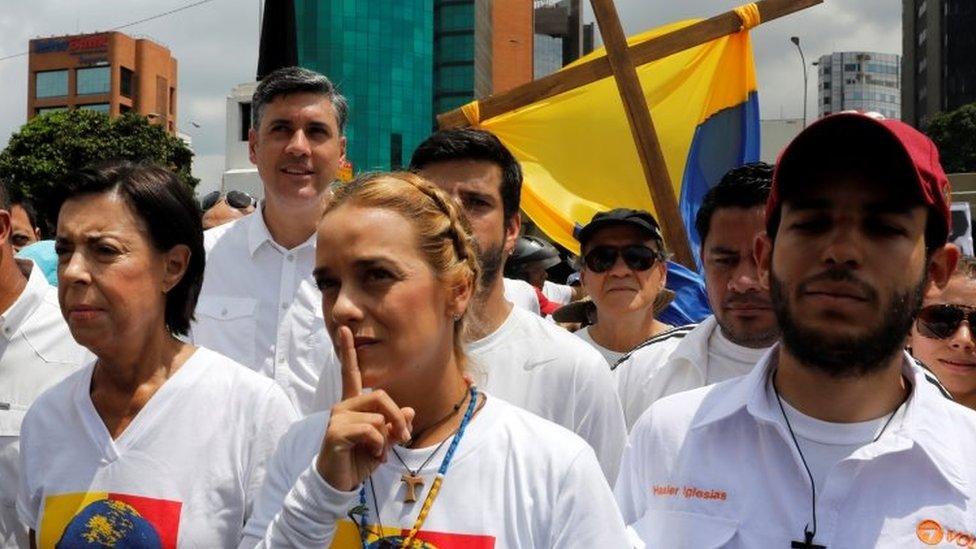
<box><xmin>1</xmin><ymin>64</ymin><xmax>975</xmax><ymax>548</ymax></box>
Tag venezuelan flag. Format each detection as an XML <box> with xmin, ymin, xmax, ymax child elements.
<box><xmin>468</xmin><ymin>19</ymin><xmax>760</xmax><ymax>269</ymax></box>
<box><xmin>39</xmin><ymin>492</ymin><xmax>181</xmax><ymax>549</ymax></box>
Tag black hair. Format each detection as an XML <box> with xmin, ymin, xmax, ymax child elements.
<box><xmin>11</xmin><ymin>198</ymin><xmax>39</xmax><ymax>230</ymax></box>
<box><xmin>252</xmin><ymin>66</ymin><xmax>348</xmax><ymax>133</ymax></box>
<box><xmin>58</xmin><ymin>160</ymin><xmax>205</xmax><ymax>335</ymax></box>
<box><xmin>695</xmin><ymin>162</ymin><xmax>773</xmax><ymax>248</ymax></box>
<box><xmin>409</xmin><ymin>128</ymin><xmax>523</xmax><ymax>222</ymax></box>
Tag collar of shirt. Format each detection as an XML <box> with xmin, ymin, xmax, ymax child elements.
<box><xmin>689</xmin><ymin>344</ymin><xmax>968</xmax><ymax>496</ymax></box>
<box><xmin>246</xmin><ymin>201</ymin><xmax>317</xmax><ymax>258</ymax></box>
<box><xmin>664</xmin><ymin>315</ymin><xmax>717</xmax><ymax>379</ymax></box>
<box><xmin>0</xmin><ymin>259</ymin><xmax>49</xmax><ymax>341</ymax></box>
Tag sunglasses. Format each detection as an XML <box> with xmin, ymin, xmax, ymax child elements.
<box><xmin>200</xmin><ymin>190</ymin><xmax>255</xmax><ymax>211</ymax></box>
<box><xmin>582</xmin><ymin>244</ymin><xmax>662</xmax><ymax>273</ymax></box>
<box><xmin>916</xmin><ymin>304</ymin><xmax>976</xmax><ymax>339</ymax></box>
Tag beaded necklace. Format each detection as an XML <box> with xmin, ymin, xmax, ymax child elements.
<box><xmin>353</xmin><ymin>385</ymin><xmax>480</xmax><ymax>549</ymax></box>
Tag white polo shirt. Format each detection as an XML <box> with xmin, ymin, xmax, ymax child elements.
<box><xmin>192</xmin><ymin>208</ymin><xmax>331</xmax><ymax>415</ymax></box>
<box><xmin>0</xmin><ymin>260</ymin><xmax>89</xmax><ymax>548</ymax></box>
<box><xmin>615</xmin><ymin>346</ymin><xmax>976</xmax><ymax>548</ymax></box>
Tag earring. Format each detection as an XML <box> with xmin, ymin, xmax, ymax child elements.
<box><xmin>452</xmin><ymin>313</ymin><xmax>462</xmax><ymax>322</ymax></box>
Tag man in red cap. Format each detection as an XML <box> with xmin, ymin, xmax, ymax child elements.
<box><xmin>615</xmin><ymin>112</ymin><xmax>976</xmax><ymax>548</ymax></box>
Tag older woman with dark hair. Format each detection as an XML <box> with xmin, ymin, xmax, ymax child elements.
<box><xmin>17</xmin><ymin>161</ymin><xmax>297</xmax><ymax>547</ymax></box>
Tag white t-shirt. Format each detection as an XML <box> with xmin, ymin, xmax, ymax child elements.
<box><xmin>466</xmin><ymin>307</ymin><xmax>627</xmax><ymax>483</ymax></box>
<box><xmin>773</xmin><ymin>384</ymin><xmax>908</xmax><ymax>490</ymax></box>
<box><xmin>574</xmin><ymin>326</ymin><xmax>627</xmax><ymax>366</ymax></box>
<box><xmin>542</xmin><ymin>281</ymin><xmax>574</xmax><ymax>305</ymax></box>
<box><xmin>241</xmin><ymin>395</ymin><xmax>630</xmax><ymax>548</ymax></box>
<box><xmin>193</xmin><ymin>209</ymin><xmax>332</xmax><ymax>415</ymax></box>
<box><xmin>613</xmin><ymin>325</ymin><xmax>696</xmax><ymax>430</ymax></box>
<box><xmin>0</xmin><ymin>261</ymin><xmax>89</xmax><ymax>548</ymax></box>
<box><xmin>502</xmin><ymin>278</ymin><xmax>540</xmax><ymax>315</ymax></box>
<box><xmin>311</xmin><ymin>307</ymin><xmax>627</xmax><ymax>483</ymax></box>
<box><xmin>17</xmin><ymin>347</ymin><xmax>298</xmax><ymax>547</ymax></box>
<box><xmin>705</xmin><ymin>327</ymin><xmax>768</xmax><ymax>384</ymax></box>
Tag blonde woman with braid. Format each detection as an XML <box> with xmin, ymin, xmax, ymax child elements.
<box><xmin>239</xmin><ymin>173</ymin><xmax>628</xmax><ymax>548</ymax></box>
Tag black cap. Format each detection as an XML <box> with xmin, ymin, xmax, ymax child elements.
<box><xmin>574</xmin><ymin>208</ymin><xmax>665</xmax><ymax>248</ymax></box>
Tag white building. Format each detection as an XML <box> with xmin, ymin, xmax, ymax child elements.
<box><xmin>817</xmin><ymin>52</ymin><xmax>901</xmax><ymax>120</ymax></box>
<box><xmin>760</xmin><ymin>118</ymin><xmax>804</xmax><ymax>164</ymax></box>
<box><xmin>221</xmin><ymin>81</ymin><xmax>263</xmax><ymax>198</ymax></box>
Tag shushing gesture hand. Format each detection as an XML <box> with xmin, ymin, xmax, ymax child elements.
<box><xmin>315</xmin><ymin>326</ymin><xmax>415</xmax><ymax>491</ymax></box>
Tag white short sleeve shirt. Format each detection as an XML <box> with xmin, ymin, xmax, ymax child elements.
<box><xmin>17</xmin><ymin>347</ymin><xmax>297</xmax><ymax>547</ymax></box>
<box><xmin>502</xmin><ymin>278</ymin><xmax>541</xmax><ymax>315</ymax></box>
<box><xmin>0</xmin><ymin>261</ymin><xmax>89</xmax><ymax>548</ymax></box>
<box><xmin>192</xmin><ymin>209</ymin><xmax>332</xmax><ymax>415</ymax></box>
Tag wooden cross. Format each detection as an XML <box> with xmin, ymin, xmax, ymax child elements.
<box><xmin>400</xmin><ymin>473</ymin><xmax>424</xmax><ymax>503</ymax></box>
<box><xmin>438</xmin><ymin>0</ymin><xmax>822</xmax><ymax>268</ymax></box>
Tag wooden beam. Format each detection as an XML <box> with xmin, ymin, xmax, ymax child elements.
<box><xmin>589</xmin><ymin>0</ymin><xmax>695</xmax><ymax>267</ymax></box>
<box><xmin>437</xmin><ymin>0</ymin><xmax>821</xmax><ymax>129</ymax></box>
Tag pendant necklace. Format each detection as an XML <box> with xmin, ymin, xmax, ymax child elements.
<box><xmin>773</xmin><ymin>372</ymin><xmax>904</xmax><ymax>549</ymax></box>
<box><xmin>352</xmin><ymin>385</ymin><xmax>480</xmax><ymax>549</ymax></box>
<box><xmin>391</xmin><ymin>388</ymin><xmax>471</xmax><ymax>503</ymax></box>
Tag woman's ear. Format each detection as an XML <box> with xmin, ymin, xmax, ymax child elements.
<box><xmin>162</xmin><ymin>244</ymin><xmax>191</xmax><ymax>293</ymax></box>
<box><xmin>448</xmin><ymin>271</ymin><xmax>475</xmax><ymax>318</ymax></box>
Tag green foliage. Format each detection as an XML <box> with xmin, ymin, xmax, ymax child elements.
<box><xmin>0</xmin><ymin>109</ymin><xmax>198</xmax><ymax>230</ymax></box>
<box><xmin>924</xmin><ymin>103</ymin><xmax>976</xmax><ymax>174</ymax></box>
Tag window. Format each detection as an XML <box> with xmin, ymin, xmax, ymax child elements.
<box><xmin>120</xmin><ymin>67</ymin><xmax>134</xmax><ymax>99</ymax></box>
<box><xmin>156</xmin><ymin>76</ymin><xmax>168</xmax><ymax>117</ymax></box>
<box><xmin>120</xmin><ymin>104</ymin><xmax>132</xmax><ymax>114</ymax></box>
<box><xmin>78</xmin><ymin>103</ymin><xmax>110</xmax><ymax>114</ymax></box>
<box><xmin>35</xmin><ymin>106</ymin><xmax>67</xmax><ymax>116</ymax></box>
<box><xmin>240</xmin><ymin>102</ymin><xmax>252</xmax><ymax>141</ymax></box>
<box><xmin>35</xmin><ymin>70</ymin><xmax>68</xmax><ymax>98</ymax></box>
<box><xmin>76</xmin><ymin>66</ymin><xmax>110</xmax><ymax>95</ymax></box>
<box><xmin>822</xmin><ymin>81</ymin><xmax>831</xmax><ymax>90</ymax></box>
<box><xmin>390</xmin><ymin>132</ymin><xmax>403</xmax><ymax>169</ymax></box>
<box><xmin>823</xmin><ymin>97</ymin><xmax>831</xmax><ymax>105</ymax></box>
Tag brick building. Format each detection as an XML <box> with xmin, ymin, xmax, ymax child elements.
<box><xmin>28</xmin><ymin>31</ymin><xmax>178</xmax><ymax>133</ymax></box>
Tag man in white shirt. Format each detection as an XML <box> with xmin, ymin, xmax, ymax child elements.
<box><xmin>613</xmin><ymin>164</ymin><xmax>779</xmax><ymax>427</ymax></box>
<box><xmin>192</xmin><ymin>67</ymin><xmax>346</xmax><ymax>415</ymax></box>
<box><xmin>408</xmin><ymin>129</ymin><xmax>627</xmax><ymax>483</ymax></box>
<box><xmin>0</xmin><ymin>187</ymin><xmax>88</xmax><ymax>547</ymax></box>
<box><xmin>616</xmin><ymin>112</ymin><xmax>976</xmax><ymax>548</ymax></box>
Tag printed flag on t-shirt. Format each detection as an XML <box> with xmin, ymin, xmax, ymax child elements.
<box><xmin>38</xmin><ymin>492</ymin><xmax>181</xmax><ymax>549</ymax></box>
<box><xmin>333</xmin><ymin>519</ymin><xmax>495</xmax><ymax>548</ymax></box>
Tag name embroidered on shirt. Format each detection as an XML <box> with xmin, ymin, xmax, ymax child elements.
<box><xmin>917</xmin><ymin>518</ymin><xmax>976</xmax><ymax>547</ymax></box>
<box><xmin>652</xmin><ymin>484</ymin><xmax>727</xmax><ymax>501</ymax></box>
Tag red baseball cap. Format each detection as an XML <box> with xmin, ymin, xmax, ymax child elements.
<box><xmin>766</xmin><ymin>111</ymin><xmax>951</xmax><ymax>243</ymax></box>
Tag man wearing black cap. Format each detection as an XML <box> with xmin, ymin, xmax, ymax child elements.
<box><xmin>574</xmin><ymin>209</ymin><xmax>689</xmax><ymax>406</ymax></box>
<box><xmin>615</xmin><ymin>112</ymin><xmax>976</xmax><ymax>548</ymax></box>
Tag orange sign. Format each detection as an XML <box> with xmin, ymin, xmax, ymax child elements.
<box><xmin>919</xmin><ymin>520</ymin><xmax>945</xmax><ymax>545</ymax></box>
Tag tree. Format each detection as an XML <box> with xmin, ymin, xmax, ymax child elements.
<box><xmin>924</xmin><ymin>102</ymin><xmax>976</xmax><ymax>174</ymax></box>
<box><xmin>0</xmin><ymin>109</ymin><xmax>198</xmax><ymax>231</ymax></box>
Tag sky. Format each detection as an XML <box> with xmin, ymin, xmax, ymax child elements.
<box><xmin>0</xmin><ymin>0</ymin><xmax>902</xmax><ymax>193</ymax></box>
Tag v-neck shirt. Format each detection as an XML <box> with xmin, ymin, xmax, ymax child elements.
<box><xmin>17</xmin><ymin>346</ymin><xmax>298</xmax><ymax>547</ymax></box>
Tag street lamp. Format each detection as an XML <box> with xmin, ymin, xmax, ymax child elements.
<box><xmin>790</xmin><ymin>36</ymin><xmax>807</xmax><ymax>127</ymax></box>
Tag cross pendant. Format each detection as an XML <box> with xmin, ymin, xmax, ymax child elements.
<box><xmin>791</xmin><ymin>531</ymin><xmax>826</xmax><ymax>549</ymax></box>
<box><xmin>400</xmin><ymin>473</ymin><xmax>424</xmax><ymax>503</ymax></box>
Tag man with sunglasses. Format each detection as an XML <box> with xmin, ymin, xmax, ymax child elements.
<box><xmin>616</xmin><ymin>112</ymin><xmax>976</xmax><ymax>548</ymax></box>
<box><xmin>573</xmin><ymin>209</ymin><xmax>687</xmax><ymax>380</ymax></box>
<box><xmin>200</xmin><ymin>190</ymin><xmax>257</xmax><ymax>230</ymax></box>
<box><xmin>910</xmin><ymin>255</ymin><xmax>976</xmax><ymax>409</ymax></box>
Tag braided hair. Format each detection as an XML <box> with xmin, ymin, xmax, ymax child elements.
<box><xmin>323</xmin><ymin>172</ymin><xmax>481</xmax><ymax>372</ymax></box>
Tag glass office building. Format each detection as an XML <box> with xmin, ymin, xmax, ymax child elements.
<box><xmin>433</xmin><ymin>0</ymin><xmax>478</xmax><ymax>114</ymax></box>
<box><xmin>294</xmin><ymin>1</ymin><xmax>433</xmax><ymax>171</ymax></box>
<box><xmin>817</xmin><ymin>52</ymin><xmax>901</xmax><ymax>120</ymax></box>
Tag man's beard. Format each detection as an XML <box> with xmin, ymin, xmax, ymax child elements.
<box><xmin>770</xmin><ymin>265</ymin><xmax>925</xmax><ymax>377</ymax></box>
<box><xmin>476</xmin><ymin>241</ymin><xmax>504</xmax><ymax>292</ymax></box>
